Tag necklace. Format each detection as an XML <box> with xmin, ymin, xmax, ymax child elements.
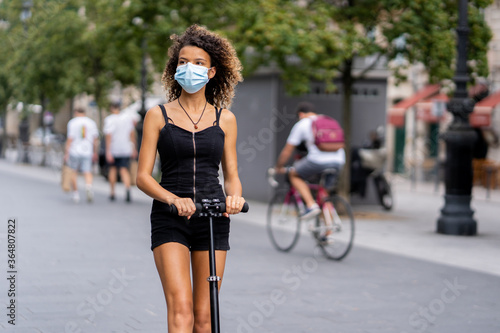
<box><xmin>178</xmin><ymin>98</ymin><xmax>207</xmax><ymax>130</ymax></box>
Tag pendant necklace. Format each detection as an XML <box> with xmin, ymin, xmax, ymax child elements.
<box><xmin>178</xmin><ymin>98</ymin><xmax>207</xmax><ymax>130</ymax></box>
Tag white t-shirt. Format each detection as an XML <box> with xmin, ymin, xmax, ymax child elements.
<box><xmin>103</xmin><ymin>113</ymin><xmax>136</xmax><ymax>157</ymax></box>
<box><xmin>67</xmin><ymin>116</ymin><xmax>98</xmax><ymax>158</ymax></box>
<box><xmin>286</xmin><ymin>116</ymin><xmax>345</xmax><ymax>165</ymax></box>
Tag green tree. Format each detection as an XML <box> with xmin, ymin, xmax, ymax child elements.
<box><xmin>79</xmin><ymin>0</ymin><xmax>143</xmax><ymax>129</ymax></box>
<box><xmin>79</xmin><ymin>0</ymin><xmax>231</xmax><ymax>125</ymax></box>
<box><xmin>0</xmin><ymin>0</ymin><xmax>240</xmax><ymax>136</ymax></box>
<box><xmin>229</xmin><ymin>0</ymin><xmax>492</xmax><ymax>195</ymax></box>
<box><xmin>2</xmin><ymin>0</ymin><xmax>89</xmax><ymax>165</ymax></box>
<box><xmin>5</xmin><ymin>1</ymin><xmax>87</xmax><ymax>115</ymax></box>
<box><xmin>0</xmin><ymin>27</ymin><xmax>14</xmax><ymax>157</ymax></box>
<box><xmin>123</xmin><ymin>0</ymin><xmax>248</xmax><ymax>78</ymax></box>
<box><xmin>0</xmin><ymin>0</ymin><xmax>87</xmax><ymax>160</ymax></box>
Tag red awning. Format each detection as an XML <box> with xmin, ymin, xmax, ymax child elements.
<box><xmin>416</xmin><ymin>94</ymin><xmax>449</xmax><ymax>123</ymax></box>
<box><xmin>470</xmin><ymin>90</ymin><xmax>500</xmax><ymax>127</ymax></box>
<box><xmin>388</xmin><ymin>84</ymin><xmax>441</xmax><ymax>127</ymax></box>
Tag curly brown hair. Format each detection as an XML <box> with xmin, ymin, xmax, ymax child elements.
<box><xmin>162</xmin><ymin>25</ymin><xmax>243</xmax><ymax>108</ymax></box>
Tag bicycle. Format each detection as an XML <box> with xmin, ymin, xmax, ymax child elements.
<box><xmin>266</xmin><ymin>167</ymin><xmax>355</xmax><ymax>260</ymax></box>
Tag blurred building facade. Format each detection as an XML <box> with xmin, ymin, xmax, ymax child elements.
<box><xmin>384</xmin><ymin>0</ymin><xmax>500</xmax><ymax>190</ymax></box>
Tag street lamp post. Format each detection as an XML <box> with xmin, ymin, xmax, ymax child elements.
<box><xmin>19</xmin><ymin>1</ymin><xmax>33</xmax><ymax>164</ymax></box>
<box><xmin>132</xmin><ymin>17</ymin><xmax>148</xmax><ymax>153</ymax></box>
<box><xmin>137</xmin><ymin>35</ymin><xmax>147</xmax><ymax>152</ymax></box>
<box><xmin>437</xmin><ymin>0</ymin><xmax>477</xmax><ymax>235</ymax></box>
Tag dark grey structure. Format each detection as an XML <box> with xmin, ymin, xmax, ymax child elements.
<box><xmin>437</xmin><ymin>0</ymin><xmax>477</xmax><ymax>235</ymax></box>
<box><xmin>232</xmin><ymin>72</ymin><xmax>388</xmax><ymax>202</ymax></box>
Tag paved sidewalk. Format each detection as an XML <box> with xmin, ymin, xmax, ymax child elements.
<box><xmin>0</xmin><ymin>159</ymin><xmax>499</xmax><ymax>276</ymax></box>
<box><xmin>0</xmin><ymin>160</ymin><xmax>499</xmax><ymax>333</ymax></box>
<box><xmin>234</xmin><ymin>172</ymin><xmax>500</xmax><ymax>277</ymax></box>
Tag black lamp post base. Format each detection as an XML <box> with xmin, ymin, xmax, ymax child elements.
<box><xmin>437</xmin><ymin>194</ymin><xmax>477</xmax><ymax>235</ymax></box>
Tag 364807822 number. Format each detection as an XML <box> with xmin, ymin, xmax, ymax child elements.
<box><xmin>7</xmin><ymin>219</ymin><xmax>16</xmax><ymax>270</ymax></box>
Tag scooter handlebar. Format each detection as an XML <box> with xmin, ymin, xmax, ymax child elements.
<box><xmin>167</xmin><ymin>202</ymin><xmax>249</xmax><ymax>216</ymax></box>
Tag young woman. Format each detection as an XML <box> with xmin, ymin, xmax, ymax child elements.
<box><xmin>136</xmin><ymin>25</ymin><xmax>245</xmax><ymax>332</ymax></box>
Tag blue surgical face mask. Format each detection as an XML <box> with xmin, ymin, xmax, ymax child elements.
<box><xmin>174</xmin><ymin>62</ymin><xmax>211</xmax><ymax>94</ymax></box>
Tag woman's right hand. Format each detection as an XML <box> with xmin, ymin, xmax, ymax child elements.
<box><xmin>171</xmin><ymin>197</ymin><xmax>197</xmax><ymax>219</ymax></box>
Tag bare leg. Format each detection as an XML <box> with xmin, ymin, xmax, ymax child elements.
<box><xmin>119</xmin><ymin>167</ymin><xmax>131</xmax><ymax>188</ymax></box>
<box><xmin>68</xmin><ymin>166</ymin><xmax>80</xmax><ymax>202</ymax></box>
<box><xmin>153</xmin><ymin>243</ymin><xmax>194</xmax><ymax>333</ymax></box>
<box><xmin>289</xmin><ymin>170</ymin><xmax>316</xmax><ymax>208</ymax></box>
<box><xmin>83</xmin><ymin>171</ymin><xmax>94</xmax><ymax>202</ymax></box>
<box><xmin>191</xmin><ymin>250</ymin><xmax>227</xmax><ymax>333</ymax></box>
<box><xmin>70</xmin><ymin>169</ymin><xmax>78</xmax><ymax>192</ymax></box>
<box><xmin>83</xmin><ymin>172</ymin><xmax>93</xmax><ymax>187</ymax></box>
<box><xmin>108</xmin><ymin>166</ymin><xmax>117</xmax><ymax>198</ymax></box>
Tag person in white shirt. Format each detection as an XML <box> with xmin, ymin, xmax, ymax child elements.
<box><xmin>64</xmin><ymin>108</ymin><xmax>99</xmax><ymax>203</ymax></box>
<box><xmin>103</xmin><ymin>102</ymin><xmax>137</xmax><ymax>202</ymax></box>
<box><xmin>275</xmin><ymin>102</ymin><xmax>345</xmax><ymax>219</ymax></box>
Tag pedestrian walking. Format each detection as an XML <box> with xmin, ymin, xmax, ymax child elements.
<box><xmin>103</xmin><ymin>102</ymin><xmax>137</xmax><ymax>202</ymax></box>
<box><xmin>136</xmin><ymin>24</ymin><xmax>245</xmax><ymax>332</ymax></box>
<box><xmin>64</xmin><ymin>108</ymin><xmax>99</xmax><ymax>203</ymax></box>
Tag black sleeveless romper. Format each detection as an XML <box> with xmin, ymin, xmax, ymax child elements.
<box><xmin>150</xmin><ymin>104</ymin><xmax>230</xmax><ymax>251</ymax></box>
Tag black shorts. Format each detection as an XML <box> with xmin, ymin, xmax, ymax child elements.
<box><xmin>109</xmin><ymin>157</ymin><xmax>130</xmax><ymax>168</ymax></box>
<box><xmin>150</xmin><ymin>200</ymin><xmax>230</xmax><ymax>251</ymax></box>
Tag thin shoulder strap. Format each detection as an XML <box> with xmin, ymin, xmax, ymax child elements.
<box><xmin>158</xmin><ymin>104</ymin><xmax>173</xmax><ymax>124</ymax></box>
<box><xmin>214</xmin><ymin>107</ymin><xmax>223</xmax><ymax>126</ymax></box>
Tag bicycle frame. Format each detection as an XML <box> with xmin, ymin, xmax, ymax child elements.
<box><xmin>283</xmin><ymin>182</ymin><xmax>335</xmax><ymax>224</ymax></box>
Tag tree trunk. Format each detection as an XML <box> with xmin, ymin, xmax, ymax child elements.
<box><xmin>340</xmin><ymin>58</ymin><xmax>354</xmax><ymax>199</ymax></box>
<box><xmin>40</xmin><ymin>92</ymin><xmax>47</xmax><ymax>166</ymax></box>
<box><xmin>1</xmin><ymin>108</ymin><xmax>7</xmax><ymax>158</ymax></box>
<box><xmin>94</xmin><ymin>82</ymin><xmax>104</xmax><ymax>132</ymax></box>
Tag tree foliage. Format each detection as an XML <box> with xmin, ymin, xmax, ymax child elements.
<box><xmin>229</xmin><ymin>0</ymin><xmax>492</xmax><ymax>93</ymax></box>
<box><xmin>0</xmin><ymin>0</ymin><xmax>242</xmax><ymax>116</ymax></box>
<box><xmin>0</xmin><ymin>0</ymin><xmax>494</xmax><ymax>178</ymax></box>
<box><xmin>1</xmin><ymin>0</ymin><xmax>87</xmax><ymax>112</ymax></box>
<box><xmin>228</xmin><ymin>0</ymin><xmax>493</xmax><ymax>194</ymax></box>
<box><xmin>0</xmin><ymin>0</ymin><xmax>493</xmax><ymax>111</ymax></box>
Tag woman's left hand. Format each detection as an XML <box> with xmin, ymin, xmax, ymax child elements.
<box><xmin>224</xmin><ymin>195</ymin><xmax>245</xmax><ymax>217</ymax></box>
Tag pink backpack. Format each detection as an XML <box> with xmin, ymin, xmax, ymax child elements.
<box><xmin>312</xmin><ymin>115</ymin><xmax>344</xmax><ymax>151</ymax></box>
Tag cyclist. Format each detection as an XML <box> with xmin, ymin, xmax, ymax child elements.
<box><xmin>274</xmin><ymin>101</ymin><xmax>345</xmax><ymax>219</ymax></box>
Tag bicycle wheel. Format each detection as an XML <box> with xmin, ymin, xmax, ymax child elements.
<box><xmin>375</xmin><ymin>176</ymin><xmax>393</xmax><ymax>211</ymax></box>
<box><xmin>313</xmin><ymin>195</ymin><xmax>354</xmax><ymax>260</ymax></box>
<box><xmin>267</xmin><ymin>189</ymin><xmax>301</xmax><ymax>252</ymax></box>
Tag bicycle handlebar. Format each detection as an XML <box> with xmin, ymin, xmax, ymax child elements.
<box><xmin>167</xmin><ymin>201</ymin><xmax>249</xmax><ymax>216</ymax></box>
<box><xmin>267</xmin><ymin>168</ymin><xmax>280</xmax><ymax>188</ymax></box>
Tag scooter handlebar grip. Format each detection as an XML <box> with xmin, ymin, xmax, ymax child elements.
<box><xmin>168</xmin><ymin>202</ymin><xmax>249</xmax><ymax>215</ymax></box>
<box><xmin>220</xmin><ymin>202</ymin><xmax>249</xmax><ymax>213</ymax></box>
<box><xmin>167</xmin><ymin>204</ymin><xmax>178</xmax><ymax>215</ymax></box>
<box><xmin>167</xmin><ymin>204</ymin><xmax>203</xmax><ymax>215</ymax></box>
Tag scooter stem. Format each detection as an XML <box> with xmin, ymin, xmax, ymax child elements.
<box><xmin>208</xmin><ymin>213</ymin><xmax>221</xmax><ymax>333</ymax></box>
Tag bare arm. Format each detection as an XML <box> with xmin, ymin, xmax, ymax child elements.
<box><xmin>105</xmin><ymin>133</ymin><xmax>113</xmax><ymax>164</ymax></box>
<box><xmin>64</xmin><ymin>137</ymin><xmax>73</xmax><ymax>163</ymax></box>
<box><xmin>92</xmin><ymin>137</ymin><xmax>99</xmax><ymax>163</ymax></box>
<box><xmin>130</xmin><ymin>127</ymin><xmax>137</xmax><ymax>159</ymax></box>
<box><xmin>136</xmin><ymin>106</ymin><xmax>196</xmax><ymax>218</ymax></box>
<box><xmin>275</xmin><ymin>143</ymin><xmax>296</xmax><ymax>172</ymax></box>
<box><xmin>219</xmin><ymin>109</ymin><xmax>245</xmax><ymax>215</ymax></box>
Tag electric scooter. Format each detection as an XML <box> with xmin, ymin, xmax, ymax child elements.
<box><xmin>168</xmin><ymin>198</ymin><xmax>249</xmax><ymax>333</ymax></box>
